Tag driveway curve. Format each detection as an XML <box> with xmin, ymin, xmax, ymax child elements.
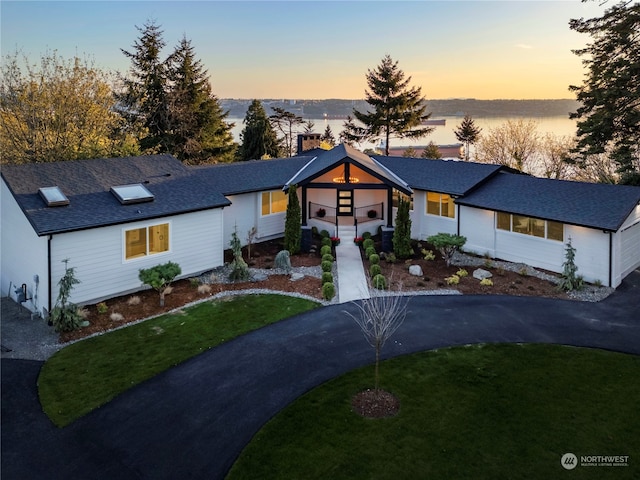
<box><xmin>2</xmin><ymin>272</ymin><xmax>639</xmax><ymax>480</ymax></box>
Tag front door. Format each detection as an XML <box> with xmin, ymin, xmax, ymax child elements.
<box><xmin>337</xmin><ymin>190</ymin><xmax>353</xmax><ymax>216</ymax></box>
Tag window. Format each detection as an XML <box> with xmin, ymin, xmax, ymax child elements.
<box><xmin>261</xmin><ymin>190</ymin><xmax>287</xmax><ymax>216</ymax></box>
<box><xmin>426</xmin><ymin>192</ymin><xmax>455</xmax><ymax>218</ymax></box>
<box><xmin>392</xmin><ymin>189</ymin><xmax>413</xmax><ymax>210</ymax></box>
<box><xmin>496</xmin><ymin>213</ymin><xmax>564</xmax><ymax>242</ymax></box>
<box><xmin>111</xmin><ymin>184</ymin><xmax>154</xmax><ymax>204</ymax></box>
<box><xmin>125</xmin><ymin>223</ymin><xmax>170</xmax><ymax>260</ymax></box>
<box><xmin>39</xmin><ymin>186</ymin><xmax>69</xmax><ymax>207</ymax></box>
<box><xmin>337</xmin><ymin>190</ymin><xmax>353</xmax><ymax>215</ymax></box>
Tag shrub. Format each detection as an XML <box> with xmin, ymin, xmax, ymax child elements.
<box><xmin>362</xmin><ymin>238</ymin><xmax>375</xmax><ymax>250</ymax></box>
<box><xmin>370</xmin><ymin>264</ymin><xmax>382</xmax><ymax>277</ymax></box>
<box><xmin>284</xmin><ymin>185</ymin><xmax>301</xmax><ymax>254</ymax></box>
<box><xmin>96</xmin><ymin>302</ymin><xmax>108</xmax><ymax>314</ymax></box>
<box><xmin>456</xmin><ymin>269</ymin><xmax>468</xmax><ymax>278</ymax></box>
<box><xmin>228</xmin><ymin>226</ymin><xmax>250</xmax><ymax>282</ymax></box>
<box><xmin>518</xmin><ymin>266</ymin><xmax>529</xmax><ymax>276</ymax></box>
<box><xmin>372</xmin><ymin>274</ymin><xmax>387</xmax><ymax>290</ymax></box>
<box><xmin>322</xmin><ymin>272</ymin><xmax>333</xmax><ymax>284</ymax></box>
<box><xmin>558</xmin><ymin>239</ymin><xmax>584</xmax><ymax>292</ymax></box>
<box><xmin>322</xmin><ymin>282</ymin><xmax>335</xmax><ymax>300</ymax></box>
<box><xmin>109</xmin><ymin>312</ymin><xmax>124</xmax><ymax>322</ymax></box>
<box><xmin>126</xmin><ymin>296</ymin><xmax>141</xmax><ymax>306</ymax></box>
<box><xmin>362</xmin><ymin>231</ymin><xmax>372</xmax><ymax>240</ymax></box>
<box><xmin>369</xmin><ymin>253</ymin><xmax>380</xmax><ymax>265</ymax></box>
<box><xmin>365</xmin><ymin>246</ymin><xmax>376</xmax><ymax>259</ymax></box>
<box><xmin>321</xmin><ymin>237</ymin><xmax>332</xmax><ymax>247</ymax></box>
<box><xmin>189</xmin><ymin>277</ymin><xmax>200</xmax><ymax>288</ymax></box>
<box><xmin>427</xmin><ymin>233</ymin><xmax>467</xmax><ymax>266</ymax></box>
<box><xmin>421</xmin><ymin>249</ymin><xmax>436</xmax><ymax>261</ymax></box>
<box><xmin>321</xmin><ymin>260</ymin><xmax>333</xmax><ymax>272</ymax></box>
<box><xmin>197</xmin><ymin>284</ymin><xmax>212</xmax><ymax>295</ymax></box>
<box><xmin>480</xmin><ymin>278</ymin><xmax>494</xmax><ymax>286</ymax></box>
<box><xmin>392</xmin><ymin>197</ymin><xmax>413</xmax><ymax>258</ymax></box>
<box><xmin>320</xmin><ymin>229</ymin><xmax>330</xmax><ymax>238</ymax></box>
<box><xmin>445</xmin><ymin>274</ymin><xmax>460</xmax><ymax>285</ymax></box>
<box><xmin>320</xmin><ymin>245</ymin><xmax>332</xmax><ymax>256</ymax></box>
<box><xmin>385</xmin><ymin>252</ymin><xmax>397</xmax><ymax>263</ymax></box>
<box><xmin>322</xmin><ymin>253</ymin><xmax>334</xmax><ymax>263</ymax></box>
<box><xmin>275</xmin><ymin>250</ymin><xmax>292</xmax><ymax>272</ymax></box>
<box><xmin>311</xmin><ymin>226</ymin><xmax>319</xmax><ymax>237</ymax></box>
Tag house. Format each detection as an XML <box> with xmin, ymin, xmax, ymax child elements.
<box><xmin>2</xmin><ymin>144</ymin><xmax>639</xmax><ymax>317</ymax></box>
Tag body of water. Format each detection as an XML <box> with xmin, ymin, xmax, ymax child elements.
<box><xmin>227</xmin><ymin>115</ymin><xmax>577</xmax><ymax>151</ymax></box>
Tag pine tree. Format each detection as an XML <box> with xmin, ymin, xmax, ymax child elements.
<box><xmin>320</xmin><ymin>125</ymin><xmax>336</xmax><ymax>147</ymax></box>
<box><xmin>392</xmin><ymin>197</ymin><xmax>413</xmax><ymax>258</ymax></box>
<box><xmin>238</xmin><ymin>100</ymin><xmax>281</xmax><ymax>160</ymax></box>
<box><xmin>342</xmin><ymin>55</ymin><xmax>434</xmax><ymax>156</ymax></box>
<box><xmin>120</xmin><ymin>20</ymin><xmax>170</xmax><ymax>153</ymax></box>
<box><xmin>270</xmin><ymin>107</ymin><xmax>304</xmax><ymax>157</ymax></box>
<box><xmin>454</xmin><ymin>114</ymin><xmax>482</xmax><ymax>161</ymax></box>
<box><xmin>284</xmin><ymin>185</ymin><xmax>301</xmax><ymax>255</ymax></box>
<box><xmin>558</xmin><ymin>238</ymin><xmax>584</xmax><ymax>291</ymax></box>
<box><xmin>421</xmin><ymin>141</ymin><xmax>442</xmax><ymax>159</ymax></box>
<box><xmin>165</xmin><ymin>36</ymin><xmax>236</xmax><ymax>164</ymax></box>
<box><xmin>569</xmin><ymin>2</ymin><xmax>640</xmax><ymax>184</ymax></box>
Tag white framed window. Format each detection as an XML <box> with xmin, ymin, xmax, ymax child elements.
<box><xmin>124</xmin><ymin>222</ymin><xmax>170</xmax><ymax>260</ymax></box>
<box><xmin>426</xmin><ymin>191</ymin><xmax>455</xmax><ymax>218</ymax></box>
<box><xmin>496</xmin><ymin>212</ymin><xmax>564</xmax><ymax>242</ymax></box>
<box><xmin>261</xmin><ymin>190</ymin><xmax>287</xmax><ymax>216</ymax></box>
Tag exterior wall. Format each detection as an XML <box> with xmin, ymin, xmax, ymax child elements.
<box><xmin>565</xmin><ymin>225</ymin><xmax>610</xmax><ymax>286</ymax></box>
<box><xmin>459</xmin><ymin>206</ymin><xmax>496</xmax><ymax>257</ymax></box>
<box><xmin>49</xmin><ymin>209</ymin><xmax>224</xmax><ymax>306</ymax></box>
<box><xmin>223</xmin><ymin>193</ymin><xmax>259</xmax><ymax>247</ymax></box>
<box><xmin>612</xmin><ymin>203</ymin><xmax>640</xmax><ymax>287</ymax></box>
<box><xmin>1</xmin><ymin>180</ymin><xmax>49</xmax><ymax>316</ymax></box>
<box><xmin>412</xmin><ymin>190</ymin><xmax>457</xmax><ymax>240</ymax></box>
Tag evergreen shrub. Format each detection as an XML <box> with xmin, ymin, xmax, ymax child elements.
<box><xmin>322</xmin><ymin>282</ymin><xmax>335</xmax><ymax>300</ymax></box>
<box><xmin>370</xmin><ymin>264</ymin><xmax>382</xmax><ymax>277</ymax></box>
<box><xmin>321</xmin><ymin>260</ymin><xmax>333</xmax><ymax>272</ymax></box>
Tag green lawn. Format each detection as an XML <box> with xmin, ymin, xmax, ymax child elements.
<box><xmin>228</xmin><ymin>344</ymin><xmax>640</xmax><ymax>480</ymax></box>
<box><xmin>38</xmin><ymin>294</ymin><xmax>319</xmax><ymax>427</ymax></box>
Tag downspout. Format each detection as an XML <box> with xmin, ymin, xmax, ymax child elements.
<box><xmin>456</xmin><ymin>204</ymin><xmax>461</xmax><ymax>236</ymax></box>
<box><xmin>48</xmin><ymin>235</ymin><xmax>53</xmax><ymax>320</ymax></box>
<box><xmin>609</xmin><ymin>231</ymin><xmax>613</xmax><ymax>288</ymax></box>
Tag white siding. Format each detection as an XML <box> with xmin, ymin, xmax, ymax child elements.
<box><xmin>565</xmin><ymin>225</ymin><xmax>610</xmax><ymax>286</ymax></box>
<box><xmin>223</xmin><ymin>193</ymin><xmax>258</xmax><ymax>247</ymax></box>
<box><xmin>1</xmin><ymin>180</ymin><xmax>49</xmax><ymax>315</ymax></box>
<box><xmin>613</xmin><ymin>203</ymin><xmax>640</xmax><ymax>286</ymax></box>
<box><xmin>49</xmin><ymin>209</ymin><xmax>224</xmax><ymax>305</ymax></box>
<box><xmin>459</xmin><ymin>206</ymin><xmax>496</xmax><ymax>257</ymax></box>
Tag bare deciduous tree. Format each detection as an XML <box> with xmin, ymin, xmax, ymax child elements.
<box><xmin>344</xmin><ymin>286</ymin><xmax>408</xmax><ymax>392</ymax></box>
<box><xmin>475</xmin><ymin>119</ymin><xmax>539</xmax><ymax>173</ymax></box>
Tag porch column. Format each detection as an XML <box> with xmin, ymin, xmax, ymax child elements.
<box><xmin>386</xmin><ymin>188</ymin><xmax>393</xmax><ymax>227</ymax></box>
<box><xmin>301</xmin><ymin>186</ymin><xmax>307</xmax><ymax>226</ymax></box>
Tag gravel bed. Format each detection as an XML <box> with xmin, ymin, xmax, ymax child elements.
<box><xmin>451</xmin><ymin>252</ymin><xmax>614</xmax><ymax>302</ymax></box>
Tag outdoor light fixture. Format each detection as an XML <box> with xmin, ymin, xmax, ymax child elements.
<box><xmin>332</xmin><ymin>176</ymin><xmax>360</xmax><ymax>184</ymax></box>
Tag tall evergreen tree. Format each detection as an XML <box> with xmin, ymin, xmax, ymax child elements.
<box><xmin>392</xmin><ymin>197</ymin><xmax>413</xmax><ymax>259</ymax></box>
<box><xmin>238</xmin><ymin>100</ymin><xmax>281</xmax><ymax>160</ymax></box>
<box><xmin>119</xmin><ymin>20</ymin><xmax>170</xmax><ymax>153</ymax></box>
<box><xmin>421</xmin><ymin>141</ymin><xmax>442</xmax><ymax>159</ymax></box>
<box><xmin>270</xmin><ymin>107</ymin><xmax>304</xmax><ymax>157</ymax></box>
<box><xmin>342</xmin><ymin>55</ymin><xmax>433</xmax><ymax>156</ymax></box>
<box><xmin>284</xmin><ymin>185</ymin><xmax>301</xmax><ymax>255</ymax></box>
<box><xmin>569</xmin><ymin>1</ymin><xmax>640</xmax><ymax>184</ymax></box>
<box><xmin>320</xmin><ymin>125</ymin><xmax>336</xmax><ymax>147</ymax></box>
<box><xmin>454</xmin><ymin>114</ymin><xmax>482</xmax><ymax>161</ymax></box>
<box><xmin>166</xmin><ymin>36</ymin><xmax>236</xmax><ymax>164</ymax></box>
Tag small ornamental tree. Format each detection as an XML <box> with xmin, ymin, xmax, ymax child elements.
<box><xmin>229</xmin><ymin>226</ymin><xmax>250</xmax><ymax>281</ymax></box>
<box><xmin>427</xmin><ymin>233</ymin><xmax>467</xmax><ymax>266</ymax></box>
<box><xmin>50</xmin><ymin>259</ymin><xmax>85</xmax><ymax>332</ymax></box>
<box><xmin>284</xmin><ymin>184</ymin><xmax>301</xmax><ymax>254</ymax></box>
<box><xmin>558</xmin><ymin>238</ymin><xmax>584</xmax><ymax>292</ymax></box>
<box><xmin>139</xmin><ymin>261</ymin><xmax>182</xmax><ymax>306</ymax></box>
<box><xmin>392</xmin><ymin>197</ymin><xmax>413</xmax><ymax>258</ymax></box>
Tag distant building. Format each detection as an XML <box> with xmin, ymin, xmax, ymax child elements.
<box><xmin>385</xmin><ymin>143</ymin><xmax>464</xmax><ymax>159</ymax></box>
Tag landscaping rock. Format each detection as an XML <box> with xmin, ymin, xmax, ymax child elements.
<box><xmin>473</xmin><ymin>268</ymin><xmax>493</xmax><ymax>280</ymax></box>
<box><xmin>251</xmin><ymin>272</ymin><xmax>268</xmax><ymax>282</ymax></box>
<box><xmin>409</xmin><ymin>265</ymin><xmax>423</xmax><ymax>276</ymax></box>
<box><xmin>290</xmin><ymin>272</ymin><xmax>304</xmax><ymax>281</ymax></box>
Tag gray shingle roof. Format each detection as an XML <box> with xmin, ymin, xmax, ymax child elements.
<box><xmin>374</xmin><ymin>156</ymin><xmax>503</xmax><ymax>196</ymax></box>
<box><xmin>284</xmin><ymin>144</ymin><xmax>412</xmax><ymax>194</ymax></box>
<box><xmin>456</xmin><ymin>172</ymin><xmax>640</xmax><ymax>231</ymax></box>
<box><xmin>2</xmin><ymin>155</ymin><xmax>231</xmax><ymax>236</ymax></box>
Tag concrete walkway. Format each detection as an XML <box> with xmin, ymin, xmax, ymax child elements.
<box><xmin>335</xmin><ymin>225</ymin><xmax>370</xmax><ymax>303</ymax></box>
<box><xmin>2</xmin><ymin>272</ymin><xmax>639</xmax><ymax>480</ymax></box>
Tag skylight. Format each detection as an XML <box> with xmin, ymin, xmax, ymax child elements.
<box><xmin>38</xmin><ymin>186</ymin><xmax>69</xmax><ymax>207</ymax></box>
<box><xmin>110</xmin><ymin>184</ymin><xmax>155</xmax><ymax>205</ymax></box>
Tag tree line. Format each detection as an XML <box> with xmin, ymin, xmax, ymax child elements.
<box><xmin>1</xmin><ymin>1</ymin><xmax>638</xmax><ymax>184</ymax></box>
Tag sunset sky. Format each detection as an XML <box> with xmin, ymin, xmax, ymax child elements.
<box><xmin>1</xmin><ymin>1</ymin><xmax>607</xmax><ymax>99</ymax></box>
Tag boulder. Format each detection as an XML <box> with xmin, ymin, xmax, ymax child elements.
<box><xmin>409</xmin><ymin>265</ymin><xmax>423</xmax><ymax>276</ymax></box>
<box><xmin>290</xmin><ymin>272</ymin><xmax>305</xmax><ymax>281</ymax></box>
<box><xmin>473</xmin><ymin>268</ymin><xmax>493</xmax><ymax>280</ymax></box>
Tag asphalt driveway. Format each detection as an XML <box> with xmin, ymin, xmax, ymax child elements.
<box><xmin>2</xmin><ymin>271</ymin><xmax>639</xmax><ymax>479</ymax></box>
